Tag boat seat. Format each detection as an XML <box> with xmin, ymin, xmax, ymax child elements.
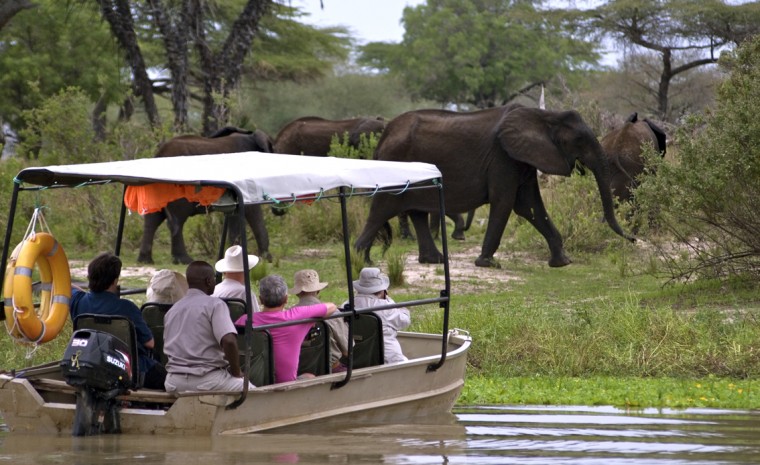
<box><xmin>297</xmin><ymin>321</ymin><xmax>331</xmax><ymax>377</ymax></box>
<box><xmin>352</xmin><ymin>312</ymin><xmax>384</xmax><ymax>369</ymax></box>
<box><xmin>139</xmin><ymin>302</ymin><xmax>173</xmax><ymax>366</ymax></box>
<box><xmin>224</xmin><ymin>298</ymin><xmax>247</xmax><ymax>324</ymax></box>
<box><xmin>73</xmin><ymin>313</ymin><xmax>142</xmax><ymax>389</ymax></box>
<box><xmin>236</xmin><ymin>327</ymin><xmax>275</xmax><ymax>386</ymax></box>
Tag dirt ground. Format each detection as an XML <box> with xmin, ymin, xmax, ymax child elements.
<box><xmin>69</xmin><ymin>246</ymin><xmax>526</xmax><ymax>295</ymax></box>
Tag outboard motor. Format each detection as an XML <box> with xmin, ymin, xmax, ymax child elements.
<box><xmin>60</xmin><ymin>329</ymin><xmax>132</xmax><ymax>436</ymax></box>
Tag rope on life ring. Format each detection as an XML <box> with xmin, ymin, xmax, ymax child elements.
<box><xmin>3</xmin><ymin>232</ymin><xmax>71</xmax><ymax>344</ymax></box>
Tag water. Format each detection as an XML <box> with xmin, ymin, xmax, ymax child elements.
<box><xmin>1</xmin><ymin>405</ymin><xmax>759</xmax><ymax>464</ymax></box>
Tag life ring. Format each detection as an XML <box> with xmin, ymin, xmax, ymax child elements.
<box><xmin>3</xmin><ymin>232</ymin><xmax>71</xmax><ymax>343</ymax></box>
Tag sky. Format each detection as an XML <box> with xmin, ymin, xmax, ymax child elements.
<box><xmin>292</xmin><ymin>0</ymin><xmax>425</xmax><ymax>44</ymax></box>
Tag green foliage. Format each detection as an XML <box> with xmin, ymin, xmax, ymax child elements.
<box><xmin>460</xmin><ymin>375</ymin><xmax>760</xmax><ymax>409</ymax></box>
<box><xmin>635</xmin><ymin>36</ymin><xmax>760</xmax><ymax>281</ymax></box>
<box><xmin>327</xmin><ymin>132</ymin><xmax>379</xmax><ymax>159</ymax></box>
<box><xmin>245</xmin><ymin>73</ymin><xmax>429</xmax><ymax>136</ymax></box>
<box><xmin>385</xmin><ymin>248</ymin><xmax>406</xmax><ymax>288</ymax></box>
<box><xmin>0</xmin><ymin>0</ymin><xmax>124</xmax><ymax>129</ymax></box>
<box><xmin>17</xmin><ymin>87</ymin><xmax>108</xmax><ymax>164</ymax></box>
<box><xmin>362</xmin><ymin>0</ymin><xmax>598</xmax><ymax>108</ymax></box>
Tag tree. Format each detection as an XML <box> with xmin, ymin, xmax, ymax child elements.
<box><xmin>0</xmin><ymin>0</ymin><xmax>34</xmax><ymax>31</ymax></box>
<box><xmin>358</xmin><ymin>0</ymin><xmax>598</xmax><ymax>109</ymax></box>
<box><xmin>635</xmin><ymin>35</ymin><xmax>760</xmax><ymax>281</ymax></box>
<box><xmin>96</xmin><ymin>0</ymin><xmax>348</xmax><ymax>134</ymax></box>
<box><xmin>0</xmin><ymin>1</ymin><xmax>125</xmax><ymax>144</ymax></box>
<box><xmin>570</xmin><ymin>0</ymin><xmax>760</xmax><ymax>121</ymax></box>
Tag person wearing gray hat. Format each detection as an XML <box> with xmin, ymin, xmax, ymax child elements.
<box><xmin>292</xmin><ymin>269</ymin><xmax>351</xmax><ymax>372</ymax></box>
<box><xmin>212</xmin><ymin>245</ymin><xmax>261</xmax><ymax>312</ymax></box>
<box><xmin>346</xmin><ymin>267</ymin><xmax>411</xmax><ymax>364</ymax></box>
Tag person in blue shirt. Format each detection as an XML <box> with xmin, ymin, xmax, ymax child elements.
<box><xmin>70</xmin><ymin>252</ymin><xmax>166</xmax><ymax>390</ymax></box>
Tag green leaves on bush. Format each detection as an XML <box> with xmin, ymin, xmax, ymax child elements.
<box><xmin>635</xmin><ymin>36</ymin><xmax>760</xmax><ymax>281</ymax></box>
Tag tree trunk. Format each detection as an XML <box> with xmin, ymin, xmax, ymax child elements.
<box><xmin>0</xmin><ymin>0</ymin><xmax>35</xmax><ymax>31</ymax></box>
<box><xmin>149</xmin><ymin>0</ymin><xmax>190</xmax><ymax>132</ymax></box>
<box><xmin>193</xmin><ymin>0</ymin><xmax>273</xmax><ymax>134</ymax></box>
<box><xmin>97</xmin><ymin>0</ymin><xmax>161</xmax><ymax>129</ymax></box>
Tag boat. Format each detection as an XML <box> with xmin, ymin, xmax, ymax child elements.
<box><xmin>0</xmin><ymin>152</ymin><xmax>471</xmax><ymax>435</ymax></box>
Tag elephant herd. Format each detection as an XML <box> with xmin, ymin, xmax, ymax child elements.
<box><xmin>137</xmin><ymin>107</ymin><xmax>666</xmax><ymax>268</ymax></box>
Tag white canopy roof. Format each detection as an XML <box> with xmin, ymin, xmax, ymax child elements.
<box><xmin>15</xmin><ymin>152</ymin><xmax>442</xmax><ymax>204</ymax></box>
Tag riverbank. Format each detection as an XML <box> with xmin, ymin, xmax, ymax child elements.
<box><xmin>2</xmin><ymin>202</ymin><xmax>759</xmax><ymax>410</ymax></box>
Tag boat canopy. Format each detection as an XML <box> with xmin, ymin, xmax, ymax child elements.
<box><xmin>13</xmin><ymin>152</ymin><xmax>443</xmax><ymax>204</ymax></box>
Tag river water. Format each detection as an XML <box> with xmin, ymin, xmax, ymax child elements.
<box><xmin>1</xmin><ymin>405</ymin><xmax>759</xmax><ymax>464</ymax></box>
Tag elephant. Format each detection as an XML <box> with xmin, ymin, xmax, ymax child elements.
<box><xmin>601</xmin><ymin>112</ymin><xmax>667</xmax><ymax>203</ymax></box>
<box><xmin>355</xmin><ymin>106</ymin><xmax>633</xmax><ymax>268</ymax></box>
<box><xmin>273</xmin><ymin>116</ymin><xmax>386</xmax><ymax>156</ymax></box>
<box><xmin>137</xmin><ymin>126</ymin><xmax>275</xmax><ymax>265</ymax></box>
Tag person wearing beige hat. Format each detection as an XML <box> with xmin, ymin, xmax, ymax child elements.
<box><xmin>344</xmin><ymin>267</ymin><xmax>411</xmax><ymax>364</ymax></box>
<box><xmin>212</xmin><ymin>245</ymin><xmax>261</xmax><ymax>312</ymax></box>
<box><xmin>291</xmin><ymin>269</ymin><xmax>350</xmax><ymax>372</ymax></box>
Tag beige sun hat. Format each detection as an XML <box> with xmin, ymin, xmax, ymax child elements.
<box><xmin>146</xmin><ymin>269</ymin><xmax>189</xmax><ymax>304</ymax></box>
<box><xmin>353</xmin><ymin>267</ymin><xmax>390</xmax><ymax>294</ymax></box>
<box><xmin>214</xmin><ymin>245</ymin><xmax>259</xmax><ymax>273</ymax></box>
<box><xmin>291</xmin><ymin>269</ymin><xmax>328</xmax><ymax>294</ymax></box>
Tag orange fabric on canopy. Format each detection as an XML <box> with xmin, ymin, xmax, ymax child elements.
<box><xmin>124</xmin><ymin>184</ymin><xmax>225</xmax><ymax>214</ymax></box>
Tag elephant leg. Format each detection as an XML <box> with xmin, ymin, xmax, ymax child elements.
<box><xmin>356</xmin><ymin>195</ymin><xmax>403</xmax><ymax>264</ymax></box>
<box><xmin>397</xmin><ymin>212</ymin><xmax>415</xmax><ymax>240</ymax></box>
<box><xmin>137</xmin><ymin>211</ymin><xmax>167</xmax><ymax>264</ymax></box>
<box><xmin>449</xmin><ymin>213</ymin><xmax>466</xmax><ymax>241</ymax></box>
<box><xmin>428</xmin><ymin>212</ymin><xmax>465</xmax><ymax>240</ymax></box>
<box><xmin>464</xmin><ymin>209</ymin><xmax>476</xmax><ymax>231</ymax></box>
<box><xmin>165</xmin><ymin>199</ymin><xmax>197</xmax><ymax>265</ymax></box>
<box><xmin>409</xmin><ymin>210</ymin><xmax>444</xmax><ymax>264</ymax></box>
<box><xmin>513</xmin><ymin>179</ymin><xmax>571</xmax><ymax>267</ymax></box>
<box><xmin>476</xmin><ymin>191</ymin><xmax>516</xmax><ymax>268</ymax></box>
<box><xmin>242</xmin><ymin>205</ymin><xmax>272</xmax><ymax>262</ymax></box>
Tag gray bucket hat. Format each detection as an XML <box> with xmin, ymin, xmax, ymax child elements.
<box><xmin>291</xmin><ymin>269</ymin><xmax>328</xmax><ymax>294</ymax></box>
<box><xmin>353</xmin><ymin>267</ymin><xmax>390</xmax><ymax>294</ymax></box>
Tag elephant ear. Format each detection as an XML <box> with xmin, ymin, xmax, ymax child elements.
<box><xmin>643</xmin><ymin>118</ymin><xmax>667</xmax><ymax>155</ymax></box>
<box><xmin>498</xmin><ymin>108</ymin><xmax>573</xmax><ymax>176</ymax></box>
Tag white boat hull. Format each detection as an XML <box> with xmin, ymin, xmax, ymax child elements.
<box><xmin>0</xmin><ymin>331</ymin><xmax>470</xmax><ymax>435</ymax></box>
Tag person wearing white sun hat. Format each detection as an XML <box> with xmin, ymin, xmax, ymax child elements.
<box><xmin>344</xmin><ymin>267</ymin><xmax>411</xmax><ymax>364</ymax></box>
<box><xmin>212</xmin><ymin>245</ymin><xmax>261</xmax><ymax>312</ymax></box>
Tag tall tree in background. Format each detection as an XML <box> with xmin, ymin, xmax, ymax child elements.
<box><xmin>0</xmin><ymin>1</ymin><xmax>124</xmax><ymax>139</ymax></box>
<box><xmin>359</xmin><ymin>0</ymin><xmax>597</xmax><ymax>109</ymax></box>
<box><xmin>569</xmin><ymin>0</ymin><xmax>760</xmax><ymax>121</ymax></box>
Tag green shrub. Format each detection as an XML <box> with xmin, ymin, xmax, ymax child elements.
<box><xmin>635</xmin><ymin>37</ymin><xmax>760</xmax><ymax>281</ymax></box>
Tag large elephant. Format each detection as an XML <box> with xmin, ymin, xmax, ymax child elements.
<box><xmin>355</xmin><ymin>106</ymin><xmax>633</xmax><ymax>268</ymax></box>
<box><xmin>137</xmin><ymin>127</ymin><xmax>275</xmax><ymax>264</ymax></box>
<box><xmin>273</xmin><ymin>116</ymin><xmax>386</xmax><ymax>156</ymax></box>
<box><xmin>601</xmin><ymin>112</ymin><xmax>667</xmax><ymax>203</ymax></box>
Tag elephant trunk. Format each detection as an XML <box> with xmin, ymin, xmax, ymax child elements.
<box><xmin>590</xmin><ymin>153</ymin><xmax>635</xmax><ymax>242</ymax></box>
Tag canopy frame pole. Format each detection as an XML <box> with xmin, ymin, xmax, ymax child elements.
<box><xmin>428</xmin><ymin>180</ymin><xmax>450</xmax><ymax>372</ymax></box>
<box><xmin>333</xmin><ymin>186</ymin><xmax>354</xmax><ymax>390</ymax></box>
<box><xmin>0</xmin><ymin>181</ymin><xmax>21</xmax><ymax>322</ymax></box>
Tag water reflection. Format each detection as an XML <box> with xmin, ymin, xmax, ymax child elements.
<box><xmin>2</xmin><ymin>406</ymin><xmax>759</xmax><ymax>464</ymax></box>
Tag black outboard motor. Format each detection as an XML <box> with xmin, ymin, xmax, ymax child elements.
<box><xmin>60</xmin><ymin>329</ymin><xmax>133</xmax><ymax>436</ymax></box>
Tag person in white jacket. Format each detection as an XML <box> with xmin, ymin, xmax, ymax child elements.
<box><xmin>349</xmin><ymin>267</ymin><xmax>411</xmax><ymax>364</ymax></box>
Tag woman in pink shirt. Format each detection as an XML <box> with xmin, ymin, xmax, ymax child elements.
<box><xmin>236</xmin><ymin>274</ymin><xmax>337</xmax><ymax>383</ymax></box>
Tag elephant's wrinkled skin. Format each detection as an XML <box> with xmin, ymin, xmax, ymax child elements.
<box><xmin>137</xmin><ymin>127</ymin><xmax>275</xmax><ymax>265</ymax></box>
<box><xmin>273</xmin><ymin>116</ymin><xmax>385</xmax><ymax>156</ymax></box>
<box><xmin>601</xmin><ymin>112</ymin><xmax>667</xmax><ymax>203</ymax></box>
<box><xmin>355</xmin><ymin>106</ymin><xmax>633</xmax><ymax>268</ymax></box>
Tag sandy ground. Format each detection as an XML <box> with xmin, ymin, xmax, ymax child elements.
<box><xmin>69</xmin><ymin>246</ymin><xmax>525</xmax><ymax>295</ymax></box>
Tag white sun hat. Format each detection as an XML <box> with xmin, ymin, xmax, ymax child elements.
<box><xmin>214</xmin><ymin>245</ymin><xmax>259</xmax><ymax>273</ymax></box>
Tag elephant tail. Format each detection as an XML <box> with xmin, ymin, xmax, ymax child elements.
<box><xmin>378</xmin><ymin>221</ymin><xmax>393</xmax><ymax>255</ymax></box>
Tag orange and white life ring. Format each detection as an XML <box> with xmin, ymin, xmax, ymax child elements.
<box><xmin>3</xmin><ymin>232</ymin><xmax>71</xmax><ymax>343</ymax></box>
